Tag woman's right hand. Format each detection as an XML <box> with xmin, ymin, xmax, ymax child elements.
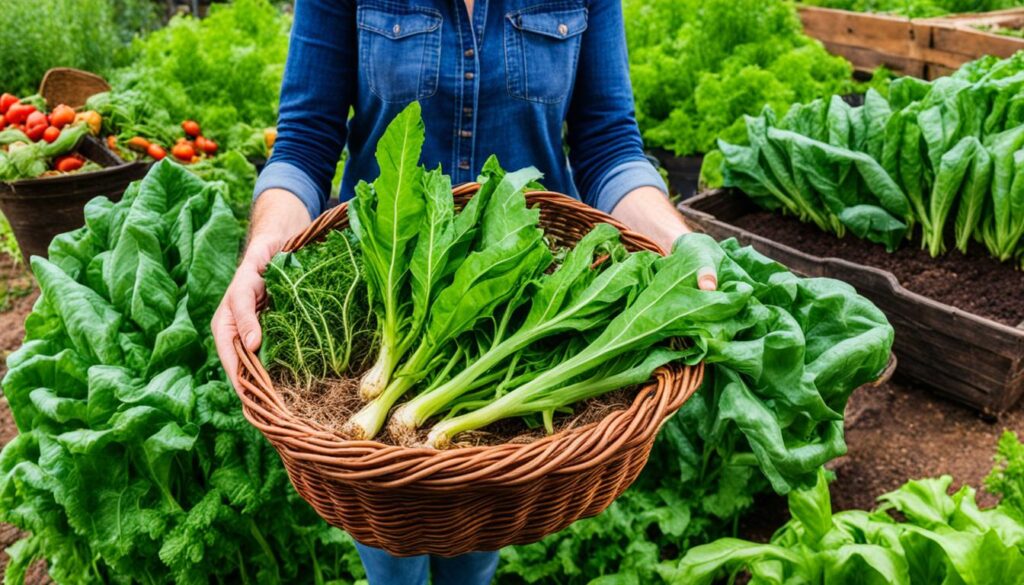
<box><xmin>212</xmin><ymin>189</ymin><xmax>312</xmax><ymax>387</ymax></box>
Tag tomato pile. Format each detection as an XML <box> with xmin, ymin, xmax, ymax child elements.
<box><xmin>117</xmin><ymin>120</ymin><xmax>219</xmax><ymax>165</ymax></box>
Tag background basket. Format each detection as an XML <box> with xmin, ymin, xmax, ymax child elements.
<box><xmin>39</xmin><ymin>67</ymin><xmax>111</xmax><ymax>109</ymax></box>
<box><xmin>232</xmin><ymin>184</ymin><xmax>705</xmax><ymax>556</ymax></box>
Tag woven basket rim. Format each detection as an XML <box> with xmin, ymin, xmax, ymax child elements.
<box><xmin>231</xmin><ymin>186</ymin><xmax>704</xmax><ymax>489</ymax></box>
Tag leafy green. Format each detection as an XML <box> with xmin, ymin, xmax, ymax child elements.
<box><xmin>987</xmin><ymin>431</ymin><xmax>1024</xmax><ymax>520</ymax></box>
<box><xmin>0</xmin><ymin>161</ymin><xmax>367</xmax><ymax>584</ymax></box>
<box><xmin>625</xmin><ymin>0</ymin><xmax>862</xmax><ymax>163</ymax></box>
<box><xmin>108</xmin><ymin>0</ymin><xmax>290</xmax><ymax>151</ymax></box>
<box><xmin>719</xmin><ymin>52</ymin><xmax>1024</xmax><ymax>264</ymax></box>
<box><xmin>261</xmin><ymin>230</ymin><xmax>377</xmax><ymax>389</ymax></box>
<box><xmin>348</xmin><ymin>102</ymin><xmax>429</xmax><ymax>401</ymax></box>
<box><xmin>667</xmin><ymin>466</ymin><xmax>1024</xmax><ymax>584</ymax></box>
<box><xmin>0</xmin><ymin>0</ymin><xmax>138</xmax><ymax>96</ymax></box>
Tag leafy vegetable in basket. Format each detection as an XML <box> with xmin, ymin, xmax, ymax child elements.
<box><xmin>719</xmin><ymin>52</ymin><xmax>1024</xmax><ymax>265</ymax></box>
<box><xmin>0</xmin><ymin>161</ymin><xmax>367</xmax><ymax>584</ymax></box>
<box><xmin>259</xmin><ymin>103</ymin><xmax>894</xmax><ymax>461</ymax></box>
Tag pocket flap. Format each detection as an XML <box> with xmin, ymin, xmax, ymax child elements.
<box><xmin>358</xmin><ymin>6</ymin><xmax>441</xmax><ymax>39</ymax></box>
<box><xmin>512</xmin><ymin>8</ymin><xmax>588</xmax><ymax>40</ymax></box>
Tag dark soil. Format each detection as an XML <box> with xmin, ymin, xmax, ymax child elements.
<box><xmin>732</xmin><ymin>210</ymin><xmax>1024</xmax><ymax>327</ymax></box>
<box><xmin>739</xmin><ymin>375</ymin><xmax>1024</xmax><ymax>543</ymax></box>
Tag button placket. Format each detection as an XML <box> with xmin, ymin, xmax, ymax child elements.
<box><xmin>455</xmin><ymin>0</ymin><xmax>484</xmax><ymax>183</ymax></box>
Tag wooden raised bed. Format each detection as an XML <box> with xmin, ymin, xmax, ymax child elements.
<box><xmin>679</xmin><ymin>189</ymin><xmax>1024</xmax><ymax>415</ymax></box>
<box><xmin>798</xmin><ymin>6</ymin><xmax>1024</xmax><ymax>80</ymax></box>
<box><xmin>798</xmin><ymin>6</ymin><xmax>931</xmax><ymax>78</ymax></box>
<box><xmin>920</xmin><ymin>9</ymin><xmax>1024</xmax><ymax>78</ymax></box>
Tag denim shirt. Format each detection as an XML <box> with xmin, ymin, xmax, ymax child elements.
<box><xmin>254</xmin><ymin>0</ymin><xmax>666</xmax><ymax>218</ymax></box>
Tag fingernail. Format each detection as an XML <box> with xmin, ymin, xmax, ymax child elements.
<box><xmin>245</xmin><ymin>332</ymin><xmax>258</xmax><ymax>348</ymax></box>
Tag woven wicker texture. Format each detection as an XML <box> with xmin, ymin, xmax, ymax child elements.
<box><xmin>232</xmin><ymin>185</ymin><xmax>705</xmax><ymax>556</ymax></box>
<box><xmin>39</xmin><ymin>68</ymin><xmax>110</xmax><ymax>110</ymax></box>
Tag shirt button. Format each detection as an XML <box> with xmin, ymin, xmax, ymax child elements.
<box><xmin>459</xmin><ymin>160</ymin><xmax>470</xmax><ymax>170</ymax></box>
<box><xmin>393</xmin><ymin>24</ymin><xmax>401</xmax><ymax>35</ymax></box>
<box><xmin>464</xmin><ymin>48</ymin><xmax>475</xmax><ymax>58</ymax></box>
<box><xmin>463</xmin><ymin>107</ymin><xmax>473</xmax><ymax>117</ymax></box>
<box><xmin>558</xmin><ymin>24</ymin><xmax>568</xmax><ymax>36</ymax></box>
<box><xmin>460</xmin><ymin>130</ymin><xmax>472</xmax><ymax>138</ymax></box>
<box><xmin>465</xmin><ymin>71</ymin><xmax>475</xmax><ymax>80</ymax></box>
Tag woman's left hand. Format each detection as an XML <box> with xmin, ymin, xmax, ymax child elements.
<box><xmin>610</xmin><ymin>186</ymin><xmax>717</xmax><ymax>290</ymax></box>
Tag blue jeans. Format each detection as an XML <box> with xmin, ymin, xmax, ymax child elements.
<box><xmin>355</xmin><ymin>542</ymin><xmax>499</xmax><ymax>585</ymax></box>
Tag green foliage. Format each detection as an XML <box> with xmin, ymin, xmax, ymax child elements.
<box><xmin>0</xmin><ymin>0</ymin><xmax>126</xmax><ymax>96</ymax></box>
<box><xmin>494</xmin><ymin>236</ymin><xmax>893</xmax><ymax>583</ymax></box>
<box><xmin>625</xmin><ymin>0</ymin><xmax>860</xmax><ymax>158</ymax></box>
<box><xmin>719</xmin><ymin>52</ymin><xmax>1024</xmax><ymax>264</ymax></box>
<box><xmin>261</xmin><ymin>230</ymin><xmax>377</xmax><ymax>389</ymax></box>
<box><xmin>669</xmin><ymin>466</ymin><xmax>1024</xmax><ymax>584</ymax></box>
<box><xmin>0</xmin><ymin>161</ymin><xmax>366</xmax><ymax>584</ymax></box>
<box><xmin>109</xmin><ymin>0</ymin><xmax>290</xmax><ymax>150</ymax></box>
<box><xmin>802</xmin><ymin>0</ymin><xmax>1022</xmax><ymax>18</ymax></box>
<box><xmin>987</xmin><ymin>431</ymin><xmax>1024</xmax><ymax>520</ymax></box>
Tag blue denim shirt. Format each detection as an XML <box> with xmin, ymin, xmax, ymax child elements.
<box><xmin>255</xmin><ymin>0</ymin><xmax>666</xmax><ymax>218</ymax></box>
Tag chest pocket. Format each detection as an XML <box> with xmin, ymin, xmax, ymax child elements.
<box><xmin>504</xmin><ymin>6</ymin><xmax>588</xmax><ymax>104</ymax></box>
<box><xmin>358</xmin><ymin>5</ymin><xmax>443</xmax><ymax>103</ymax></box>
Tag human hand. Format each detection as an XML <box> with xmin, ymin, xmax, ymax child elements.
<box><xmin>212</xmin><ymin>189</ymin><xmax>311</xmax><ymax>387</ymax></box>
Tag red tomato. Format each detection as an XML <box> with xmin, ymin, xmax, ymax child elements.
<box><xmin>42</xmin><ymin>126</ymin><xmax>61</xmax><ymax>143</ymax></box>
<box><xmin>181</xmin><ymin>120</ymin><xmax>201</xmax><ymax>137</ymax></box>
<box><xmin>0</xmin><ymin>94</ymin><xmax>18</xmax><ymax>115</ymax></box>
<box><xmin>25</xmin><ymin>111</ymin><xmax>48</xmax><ymax>141</ymax></box>
<box><xmin>49</xmin><ymin>104</ymin><xmax>76</xmax><ymax>129</ymax></box>
<box><xmin>5</xmin><ymin>103</ymin><xmax>35</xmax><ymax>125</ymax></box>
<box><xmin>171</xmin><ymin>142</ymin><xmax>196</xmax><ymax>162</ymax></box>
<box><xmin>200</xmin><ymin>138</ymin><xmax>217</xmax><ymax>155</ymax></box>
<box><xmin>147</xmin><ymin>143</ymin><xmax>167</xmax><ymax>160</ymax></box>
<box><xmin>55</xmin><ymin>155</ymin><xmax>85</xmax><ymax>173</ymax></box>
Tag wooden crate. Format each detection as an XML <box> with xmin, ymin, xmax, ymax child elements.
<box><xmin>679</xmin><ymin>189</ymin><xmax>1024</xmax><ymax>415</ymax></box>
<box><xmin>799</xmin><ymin>6</ymin><xmax>1024</xmax><ymax>80</ymax></box>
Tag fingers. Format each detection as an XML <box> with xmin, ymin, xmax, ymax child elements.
<box><xmin>211</xmin><ymin>259</ymin><xmax>268</xmax><ymax>389</ymax></box>
<box><xmin>229</xmin><ymin>267</ymin><xmax>265</xmax><ymax>352</ymax></box>
<box><xmin>212</xmin><ymin>304</ymin><xmax>240</xmax><ymax>387</ymax></box>
<box><xmin>697</xmin><ymin>266</ymin><xmax>718</xmax><ymax>291</ymax></box>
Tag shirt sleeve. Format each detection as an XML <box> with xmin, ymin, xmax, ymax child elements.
<box><xmin>565</xmin><ymin>0</ymin><xmax>668</xmax><ymax>214</ymax></box>
<box><xmin>253</xmin><ymin>0</ymin><xmax>357</xmax><ymax>220</ymax></box>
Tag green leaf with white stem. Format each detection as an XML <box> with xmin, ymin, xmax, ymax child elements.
<box><xmin>397</xmin><ymin>225</ymin><xmax>655</xmax><ymax>430</ymax></box>
<box><xmin>925</xmin><ymin>136</ymin><xmax>989</xmax><ymax>256</ymax></box>
<box><xmin>954</xmin><ymin>141</ymin><xmax>993</xmax><ymax>253</ymax></box>
<box><xmin>426</xmin><ymin>234</ymin><xmax>754</xmax><ymax>447</ymax></box>
<box><xmin>345</xmin><ymin>167</ymin><xmax>553</xmax><ymax>439</ymax></box>
<box><xmin>349</xmin><ymin>102</ymin><xmax>427</xmax><ymax>399</ymax></box>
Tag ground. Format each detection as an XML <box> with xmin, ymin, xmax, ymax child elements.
<box><xmin>0</xmin><ymin>263</ymin><xmax>1019</xmax><ymax>582</ymax></box>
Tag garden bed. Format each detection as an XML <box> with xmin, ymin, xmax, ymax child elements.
<box><xmin>798</xmin><ymin>5</ymin><xmax>1024</xmax><ymax>80</ymax></box>
<box><xmin>680</xmin><ymin>189</ymin><xmax>1024</xmax><ymax>414</ymax></box>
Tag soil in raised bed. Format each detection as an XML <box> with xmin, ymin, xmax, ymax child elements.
<box><xmin>732</xmin><ymin>210</ymin><xmax>1024</xmax><ymax>327</ymax></box>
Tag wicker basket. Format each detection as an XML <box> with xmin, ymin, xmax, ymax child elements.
<box><xmin>231</xmin><ymin>184</ymin><xmax>705</xmax><ymax>556</ymax></box>
<box><xmin>39</xmin><ymin>68</ymin><xmax>110</xmax><ymax>109</ymax></box>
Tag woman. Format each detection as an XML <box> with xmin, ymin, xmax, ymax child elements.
<box><xmin>212</xmin><ymin>0</ymin><xmax>715</xmax><ymax>582</ymax></box>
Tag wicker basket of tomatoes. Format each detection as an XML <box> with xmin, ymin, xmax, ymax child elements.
<box><xmin>0</xmin><ymin>71</ymin><xmax>223</xmax><ymax>262</ymax></box>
